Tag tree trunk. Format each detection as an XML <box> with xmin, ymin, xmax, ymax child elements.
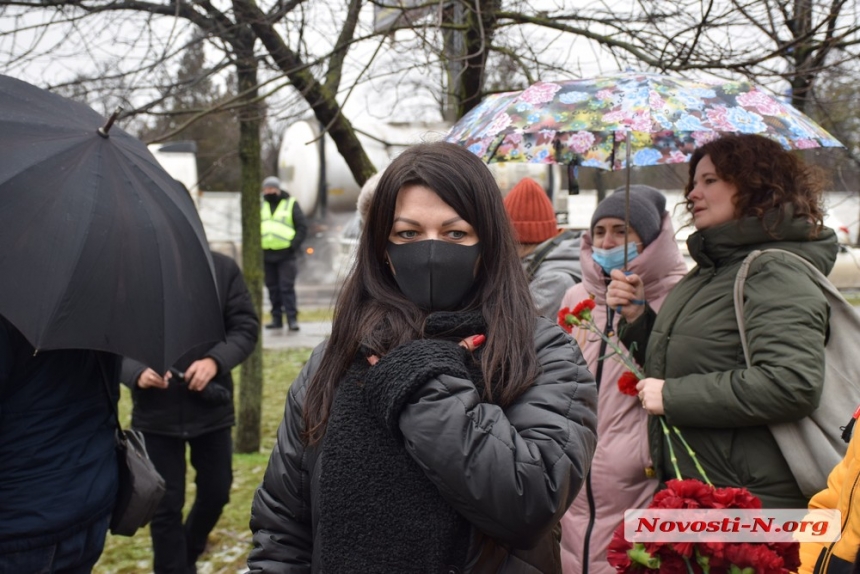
<box><xmin>233</xmin><ymin>0</ymin><xmax>377</xmax><ymax>187</ymax></box>
<box><xmin>789</xmin><ymin>0</ymin><xmax>814</xmax><ymax>112</ymax></box>
<box><xmin>235</xmin><ymin>48</ymin><xmax>264</xmax><ymax>454</ymax></box>
<box><xmin>457</xmin><ymin>0</ymin><xmax>501</xmax><ymax>119</ymax></box>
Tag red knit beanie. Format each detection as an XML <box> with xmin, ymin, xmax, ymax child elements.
<box><xmin>503</xmin><ymin>178</ymin><xmax>558</xmax><ymax>244</ymax></box>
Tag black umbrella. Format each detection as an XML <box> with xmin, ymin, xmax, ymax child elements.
<box><xmin>0</xmin><ymin>74</ymin><xmax>225</xmax><ymax>373</ymax></box>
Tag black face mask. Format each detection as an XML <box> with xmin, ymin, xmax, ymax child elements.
<box><xmin>386</xmin><ymin>240</ymin><xmax>481</xmax><ymax>312</ymax></box>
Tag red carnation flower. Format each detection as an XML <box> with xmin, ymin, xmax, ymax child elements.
<box><xmin>572</xmin><ymin>298</ymin><xmax>596</xmax><ymax>322</ymax></box>
<box><xmin>618</xmin><ymin>370</ymin><xmax>640</xmax><ymax>396</ymax></box>
<box><xmin>558</xmin><ymin>299</ymin><xmax>596</xmax><ymax>332</ymax></box>
<box><xmin>606</xmin><ymin>529</ymin><xmax>633</xmax><ymax>571</ymax></box>
<box><xmin>698</xmin><ymin>541</ymin><xmax>727</xmax><ymax>566</ymax></box>
<box><xmin>711</xmin><ymin>485</ymin><xmax>762</xmax><ymax>509</ymax></box>
<box><xmin>654</xmin><ymin>552</ymin><xmax>692</xmax><ymax>574</ymax></box>
<box><xmin>671</xmin><ymin>541</ymin><xmax>695</xmax><ymax>559</ymax></box>
<box><xmin>557</xmin><ymin>307</ymin><xmax>576</xmax><ymax>333</ymax></box>
<box><xmin>654</xmin><ymin>479</ymin><xmax>715</xmax><ymax>509</ymax></box>
<box><xmin>724</xmin><ymin>543</ymin><xmax>786</xmax><ymax>574</ymax></box>
<box><xmin>767</xmin><ymin>542</ymin><xmax>801</xmax><ymax>572</ymax></box>
<box><xmin>650</xmin><ymin>489</ymin><xmax>686</xmax><ymax>510</ymax></box>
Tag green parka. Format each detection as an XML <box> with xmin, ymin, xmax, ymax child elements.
<box><xmin>621</xmin><ymin>211</ymin><xmax>838</xmax><ymax>508</ymax></box>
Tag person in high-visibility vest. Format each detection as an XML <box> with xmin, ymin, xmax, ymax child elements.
<box><xmin>261</xmin><ymin>176</ymin><xmax>308</xmax><ymax>331</ymax></box>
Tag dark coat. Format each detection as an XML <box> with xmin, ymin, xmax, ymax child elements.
<box><xmin>0</xmin><ymin>315</ymin><xmax>120</xmax><ymax>552</ymax></box>
<box><xmin>247</xmin><ymin>316</ymin><xmax>598</xmax><ymax>573</ymax></box>
<box><xmin>121</xmin><ymin>252</ymin><xmax>259</xmax><ymax>438</ymax></box>
<box><xmin>263</xmin><ymin>190</ymin><xmax>309</xmax><ymax>263</ymax></box>
<box><xmin>621</xmin><ymin>212</ymin><xmax>838</xmax><ymax>508</ymax></box>
<box><xmin>521</xmin><ymin>230</ymin><xmax>582</xmax><ymax>316</ymax></box>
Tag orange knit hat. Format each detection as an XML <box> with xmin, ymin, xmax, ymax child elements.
<box><xmin>503</xmin><ymin>177</ymin><xmax>558</xmax><ymax>244</ymax></box>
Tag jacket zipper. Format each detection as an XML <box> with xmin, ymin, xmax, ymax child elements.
<box><xmin>818</xmin><ymin>469</ymin><xmax>860</xmax><ymax>572</ymax></box>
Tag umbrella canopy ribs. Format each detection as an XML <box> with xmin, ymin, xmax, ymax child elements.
<box><xmin>0</xmin><ymin>74</ymin><xmax>225</xmax><ymax>373</ymax></box>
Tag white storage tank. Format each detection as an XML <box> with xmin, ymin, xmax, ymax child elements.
<box><xmin>147</xmin><ymin>141</ymin><xmax>200</xmax><ymax>203</ymax></box>
<box><xmin>277</xmin><ymin>120</ymin><xmax>448</xmax><ymax>215</ymax></box>
<box><xmin>277</xmin><ymin>119</ymin><xmax>561</xmax><ymax>215</ymax></box>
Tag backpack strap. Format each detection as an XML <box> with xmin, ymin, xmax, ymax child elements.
<box><xmin>732</xmin><ymin>248</ymin><xmax>826</xmax><ymax>366</ymax></box>
<box><xmin>732</xmin><ymin>251</ymin><xmax>759</xmax><ymax>366</ymax></box>
<box><xmin>525</xmin><ymin>229</ymin><xmax>577</xmax><ymax>281</ymax></box>
<box><xmin>96</xmin><ymin>353</ymin><xmax>125</xmax><ymax>448</ymax></box>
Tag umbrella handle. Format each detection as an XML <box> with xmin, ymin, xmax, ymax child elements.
<box><xmin>615</xmin><ymin>270</ymin><xmax>636</xmax><ymax>315</ymax></box>
<box><xmin>567</xmin><ymin>164</ymin><xmax>579</xmax><ymax>195</ymax></box>
<box><xmin>623</xmin><ymin>129</ymin><xmax>632</xmax><ymax>269</ymax></box>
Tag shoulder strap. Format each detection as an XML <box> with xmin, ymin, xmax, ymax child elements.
<box><xmin>733</xmin><ymin>248</ymin><xmax>828</xmax><ymax>366</ymax></box>
<box><xmin>526</xmin><ymin>229</ymin><xmax>575</xmax><ymax>281</ymax></box>
<box><xmin>733</xmin><ymin>251</ymin><xmax>760</xmax><ymax>366</ymax></box>
<box><xmin>96</xmin><ymin>354</ymin><xmax>124</xmax><ymax>445</ymax></box>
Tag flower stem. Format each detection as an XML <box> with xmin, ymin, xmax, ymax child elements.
<box><xmin>659</xmin><ymin>416</ymin><xmax>683</xmax><ymax>480</ymax></box>
<box><xmin>671</xmin><ymin>425</ymin><xmax>712</xmax><ymax>486</ymax></box>
<box><xmin>570</xmin><ymin>312</ymin><xmax>717</xmax><ymax>486</ymax></box>
<box><xmin>577</xmin><ymin>320</ymin><xmax>644</xmax><ymax>379</ymax></box>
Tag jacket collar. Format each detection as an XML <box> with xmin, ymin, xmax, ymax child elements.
<box><xmin>580</xmin><ymin>213</ymin><xmax>688</xmax><ymax>304</ymax></box>
<box><xmin>687</xmin><ymin>206</ymin><xmax>838</xmax><ymax>274</ymax></box>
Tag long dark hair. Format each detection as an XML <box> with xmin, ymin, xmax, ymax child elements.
<box><xmin>684</xmin><ymin>134</ymin><xmax>826</xmax><ymax>237</ymax></box>
<box><xmin>303</xmin><ymin>141</ymin><xmax>539</xmax><ymax>445</ymax></box>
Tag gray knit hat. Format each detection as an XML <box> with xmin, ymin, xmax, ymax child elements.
<box><xmin>590</xmin><ymin>185</ymin><xmax>666</xmax><ymax>247</ymax></box>
<box><xmin>261</xmin><ymin>176</ymin><xmax>281</xmax><ymax>190</ymax></box>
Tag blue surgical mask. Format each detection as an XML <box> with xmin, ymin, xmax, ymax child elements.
<box><xmin>592</xmin><ymin>243</ymin><xmax>639</xmax><ymax>274</ymax></box>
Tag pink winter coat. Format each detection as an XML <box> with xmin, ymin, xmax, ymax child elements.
<box><xmin>559</xmin><ymin>213</ymin><xmax>688</xmax><ymax>574</ymax></box>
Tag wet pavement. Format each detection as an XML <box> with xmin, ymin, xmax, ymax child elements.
<box><xmin>261</xmin><ymin>321</ymin><xmax>330</xmax><ymax>350</ymax></box>
<box><xmin>257</xmin><ymin>281</ymin><xmax>336</xmax><ymax>350</ymax></box>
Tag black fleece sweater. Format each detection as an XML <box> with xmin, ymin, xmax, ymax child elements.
<box><xmin>317</xmin><ymin>311</ymin><xmax>487</xmax><ymax>573</ymax></box>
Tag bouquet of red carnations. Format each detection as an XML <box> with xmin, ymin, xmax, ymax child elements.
<box><xmin>559</xmin><ymin>298</ymin><xmax>801</xmax><ymax>574</ymax></box>
<box><xmin>606</xmin><ymin>478</ymin><xmax>801</xmax><ymax>574</ymax></box>
<box><xmin>558</xmin><ymin>297</ymin><xmax>644</xmax><ymax>382</ymax></box>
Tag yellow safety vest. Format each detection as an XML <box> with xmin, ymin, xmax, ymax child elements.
<box><xmin>261</xmin><ymin>197</ymin><xmax>297</xmax><ymax>250</ymax></box>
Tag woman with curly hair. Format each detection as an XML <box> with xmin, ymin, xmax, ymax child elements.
<box><xmin>247</xmin><ymin>141</ymin><xmax>598</xmax><ymax>573</ymax></box>
<box><xmin>608</xmin><ymin>133</ymin><xmax>838</xmax><ymax>508</ymax></box>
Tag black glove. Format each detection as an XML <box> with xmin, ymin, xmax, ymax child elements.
<box><xmin>197</xmin><ymin>383</ymin><xmax>232</xmax><ymax>405</ymax></box>
<box><xmin>363</xmin><ymin>338</ymin><xmax>469</xmax><ymax>437</ymax></box>
<box><xmin>170</xmin><ymin>368</ymin><xmax>233</xmax><ymax>406</ymax></box>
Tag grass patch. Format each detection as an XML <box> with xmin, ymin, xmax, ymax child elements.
<box><xmin>261</xmin><ymin>306</ymin><xmax>334</xmax><ymax>324</ymax></box>
<box><xmin>843</xmin><ymin>292</ymin><xmax>860</xmax><ymax>307</ymax></box>
<box><xmin>94</xmin><ymin>347</ymin><xmax>316</xmax><ymax>574</ymax></box>
<box><xmin>299</xmin><ymin>306</ymin><xmax>334</xmax><ymax>323</ymax></box>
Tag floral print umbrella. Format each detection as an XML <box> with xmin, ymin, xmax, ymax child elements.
<box><xmin>446</xmin><ymin>72</ymin><xmax>843</xmax><ymax>170</ymax></box>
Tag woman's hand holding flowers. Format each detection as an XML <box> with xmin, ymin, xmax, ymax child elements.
<box><xmin>635</xmin><ymin>377</ymin><xmax>665</xmax><ymax>415</ymax></box>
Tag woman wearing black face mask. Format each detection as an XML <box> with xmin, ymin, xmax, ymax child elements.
<box><xmin>248</xmin><ymin>141</ymin><xmax>598</xmax><ymax>574</ymax></box>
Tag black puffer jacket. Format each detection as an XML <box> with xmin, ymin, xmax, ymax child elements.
<box><xmin>247</xmin><ymin>316</ymin><xmax>598</xmax><ymax>573</ymax></box>
<box><xmin>121</xmin><ymin>252</ymin><xmax>259</xmax><ymax>438</ymax></box>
